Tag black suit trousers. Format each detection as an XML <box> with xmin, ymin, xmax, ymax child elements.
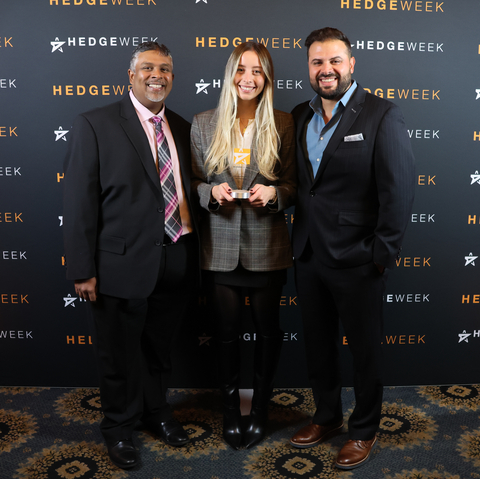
<box><xmin>294</xmin><ymin>240</ymin><xmax>388</xmax><ymax>440</ymax></box>
<box><xmin>89</xmin><ymin>234</ymin><xmax>198</xmax><ymax>444</ymax></box>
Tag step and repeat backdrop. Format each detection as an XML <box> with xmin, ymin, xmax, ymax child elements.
<box><xmin>1</xmin><ymin>0</ymin><xmax>479</xmax><ymax>388</ymax></box>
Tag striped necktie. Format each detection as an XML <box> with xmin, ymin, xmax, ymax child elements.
<box><xmin>151</xmin><ymin>116</ymin><xmax>182</xmax><ymax>243</ymax></box>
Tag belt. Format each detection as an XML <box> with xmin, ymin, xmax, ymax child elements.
<box><xmin>163</xmin><ymin>232</ymin><xmax>193</xmax><ymax>246</ymax></box>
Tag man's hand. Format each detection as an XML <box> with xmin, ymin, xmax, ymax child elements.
<box><xmin>75</xmin><ymin>277</ymin><xmax>98</xmax><ymax>302</ymax></box>
<box><xmin>211</xmin><ymin>182</ymin><xmax>234</xmax><ymax>206</ymax></box>
<box><xmin>249</xmin><ymin>185</ymin><xmax>276</xmax><ymax>207</ymax></box>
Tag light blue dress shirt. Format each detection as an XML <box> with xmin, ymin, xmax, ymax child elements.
<box><xmin>306</xmin><ymin>80</ymin><xmax>358</xmax><ymax>178</ymax></box>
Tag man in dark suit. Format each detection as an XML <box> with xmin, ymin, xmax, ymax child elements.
<box><xmin>289</xmin><ymin>28</ymin><xmax>415</xmax><ymax>470</ymax></box>
<box><xmin>63</xmin><ymin>42</ymin><xmax>198</xmax><ymax>470</ymax></box>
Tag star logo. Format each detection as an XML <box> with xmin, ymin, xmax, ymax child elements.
<box><xmin>233</xmin><ymin>149</ymin><xmax>251</xmax><ymax>165</ymax></box>
<box><xmin>465</xmin><ymin>252</ymin><xmax>478</xmax><ymax>266</ymax></box>
<box><xmin>458</xmin><ymin>330</ymin><xmax>471</xmax><ymax>343</ymax></box>
<box><xmin>51</xmin><ymin>37</ymin><xmax>66</xmax><ymax>53</ymax></box>
<box><xmin>196</xmin><ymin>0</ymin><xmax>207</xmax><ymax>3</ymax></box>
<box><xmin>198</xmin><ymin>333</ymin><xmax>212</xmax><ymax>346</ymax></box>
<box><xmin>54</xmin><ymin>126</ymin><xmax>69</xmax><ymax>142</ymax></box>
<box><xmin>476</xmin><ymin>89</ymin><xmax>480</xmax><ymax>100</ymax></box>
<box><xmin>195</xmin><ymin>79</ymin><xmax>211</xmax><ymax>94</ymax></box>
<box><xmin>63</xmin><ymin>294</ymin><xmax>77</xmax><ymax>307</ymax></box>
<box><xmin>470</xmin><ymin>170</ymin><xmax>480</xmax><ymax>185</ymax></box>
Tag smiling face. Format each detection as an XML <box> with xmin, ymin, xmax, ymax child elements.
<box><xmin>128</xmin><ymin>49</ymin><xmax>174</xmax><ymax>113</ymax></box>
<box><xmin>234</xmin><ymin>51</ymin><xmax>266</xmax><ymax>103</ymax></box>
<box><xmin>307</xmin><ymin>39</ymin><xmax>355</xmax><ymax>101</ymax></box>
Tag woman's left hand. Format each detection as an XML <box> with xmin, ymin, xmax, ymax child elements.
<box><xmin>248</xmin><ymin>184</ymin><xmax>276</xmax><ymax>207</ymax></box>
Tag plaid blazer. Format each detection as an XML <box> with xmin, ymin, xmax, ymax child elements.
<box><xmin>191</xmin><ymin>109</ymin><xmax>296</xmax><ymax>272</ymax></box>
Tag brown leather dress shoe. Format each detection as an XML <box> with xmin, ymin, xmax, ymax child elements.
<box><xmin>290</xmin><ymin>420</ymin><xmax>343</xmax><ymax>448</ymax></box>
<box><xmin>335</xmin><ymin>436</ymin><xmax>377</xmax><ymax>469</ymax></box>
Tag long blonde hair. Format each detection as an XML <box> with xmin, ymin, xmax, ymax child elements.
<box><xmin>205</xmin><ymin>42</ymin><xmax>280</xmax><ymax>180</ymax></box>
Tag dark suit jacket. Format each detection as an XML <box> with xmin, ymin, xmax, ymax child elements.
<box><xmin>63</xmin><ymin>94</ymin><xmax>194</xmax><ymax>299</ymax></box>
<box><xmin>292</xmin><ymin>84</ymin><xmax>415</xmax><ymax>270</ymax></box>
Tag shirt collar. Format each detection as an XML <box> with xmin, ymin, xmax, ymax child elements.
<box><xmin>129</xmin><ymin>90</ymin><xmax>165</xmax><ymax>122</ymax></box>
<box><xmin>309</xmin><ymin>80</ymin><xmax>358</xmax><ymax>117</ymax></box>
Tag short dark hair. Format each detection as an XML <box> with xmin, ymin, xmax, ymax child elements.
<box><xmin>305</xmin><ymin>27</ymin><xmax>352</xmax><ymax>58</ymax></box>
<box><xmin>129</xmin><ymin>41</ymin><xmax>172</xmax><ymax>71</ymax></box>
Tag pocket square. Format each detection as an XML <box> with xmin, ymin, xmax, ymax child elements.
<box><xmin>344</xmin><ymin>133</ymin><xmax>364</xmax><ymax>142</ymax></box>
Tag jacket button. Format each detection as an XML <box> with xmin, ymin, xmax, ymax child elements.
<box><xmin>310</xmin><ymin>191</ymin><xmax>315</xmax><ymax>197</ymax></box>
<box><xmin>157</xmin><ymin>208</ymin><xmax>164</xmax><ymax>213</ymax></box>
<box><xmin>155</xmin><ymin>239</ymin><xmax>162</xmax><ymax>246</ymax></box>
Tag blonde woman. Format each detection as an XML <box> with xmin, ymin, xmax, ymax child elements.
<box><xmin>191</xmin><ymin>42</ymin><xmax>296</xmax><ymax>449</ymax></box>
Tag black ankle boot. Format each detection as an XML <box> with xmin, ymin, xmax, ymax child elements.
<box><xmin>223</xmin><ymin>405</ymin><xmax>242</xmax><ymax>449</ymax></box>
<box><xmin>244</xmin><ymin>332</ymin><xmax>283</xmax><ymax>448</ymax></box>
<box><xmin>244</xmin><ymin>406</ymin><xmax>267</xmax><ymax>449</ymax></box>
<box><xmin>219</xmin><ymin>338</ymin><xmax>243</xmax><ymax>450</ymax></box>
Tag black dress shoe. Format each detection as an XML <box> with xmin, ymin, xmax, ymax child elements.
<box><xmin>154</xmin><ymin>418</ymin><xmax>190</xmax><ymax>446</ymax></box>
<box><xmin>107</xmin><ymin>440</ymin><xmax>138</xmax><ymax>469</ymax></box>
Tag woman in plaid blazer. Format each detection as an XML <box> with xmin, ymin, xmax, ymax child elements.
<box><xmin>191</xmin><ymin>42</ymin><xmax>296</xmax><ymax>450</ymax></box>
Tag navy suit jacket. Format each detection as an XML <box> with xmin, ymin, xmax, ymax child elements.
<box><xmin>63</xmin><ymin>94</ymin><xmax>195</xmax><ymax>299</ymax></box>
<box><xmin>292</xmin><ymin>84</ymin><xmax>415</xmax><ymax>269</ymax></box>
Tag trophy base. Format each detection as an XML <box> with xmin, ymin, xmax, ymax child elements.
<box><xmin>231</xmin><ymin>190</ymin><xmax>250</xmax><ymax>199</ymax></box>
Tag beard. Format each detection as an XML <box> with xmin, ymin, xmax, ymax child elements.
<box><xmin>145</xmin><ymin>91</ymin><xmax>166</xmax><ymax>103</ymax></box>
<box><xmin>310</xmin><ymin>73</ymin><xmax>352</xmax><ymax>100</ymax></box>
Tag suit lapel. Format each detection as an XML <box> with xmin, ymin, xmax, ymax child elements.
<box><xmin>241</xmin><ymin>120</ymin><xmax>262</xmax><ymax>190</ymax></box>
<box><xmin>313</xmin><ymin>86</ymin><xmax>365</xmax><ymax>184</ymax></box>
<box><xmin>297</xmin><ymin>105</ymin><xmax>315</xmax><ymax>183</ymax></box>
<box><xmin>167</xmin><ymin>108</ymin><xmax>190</xmax><ymax>197</ymax></box>
<box><xmin>119</xmin><ymin>95</ymin><xmax>162</xmax><ymax>194</ymax></box>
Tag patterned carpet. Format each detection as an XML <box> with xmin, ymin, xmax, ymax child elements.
<box><xmin>1</xmin><ymin>385</ymin><xmax>480</xmax><ymax>478</ymax></box>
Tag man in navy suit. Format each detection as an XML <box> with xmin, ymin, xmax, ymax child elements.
<box><xmin>63</xmin><ymin>42</ymin><xmax>198</xmax><ymax>469</ymax></box>
<box><xmin>289</xmin><ymin>28</ymin><xmax>415</xmax><ymax>470</ymax></box>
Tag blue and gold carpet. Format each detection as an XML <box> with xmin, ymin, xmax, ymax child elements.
<box><xmin>1</xmin><ymin>385</ymin><xmax>480</xmax><ymax>478</ymax></box>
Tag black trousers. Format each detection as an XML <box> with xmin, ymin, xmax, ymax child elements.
<box><xmin>294</xmin><ymin>241</ymin><xmax>388</xmax><ymax>440</ymax></box>
<box><xmin>89</xmin><ymin>234</ymin><xmax>198</xmax><ymax>444</ymax></box>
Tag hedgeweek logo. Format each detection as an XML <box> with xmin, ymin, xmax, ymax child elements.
<box><xmin>194</xmin><ymin>78</ymin><xmax>303</xmax><ymax>95</ymax></box>
<box><xmin>465</xmin><ymin>253</ymin><xmax>478</xmax><ymax>266</ymax></box>
<box><xmin>340</xmin><ymin>0</ymin><xmax>444</xmax><ymax>12</ymax></box>
<box><xmin>51</xmin><ymin>38</ymin><xmax>65</xmax><ymax>52</ymax></box>
<box><xmin>54</xmin><ymin>127</ymin><xmax>69</xmax><ymax>142</ymax></box>
<box><xmin>63</xmin><ymin>294</ymin><xmax>87</xmax><ymax>307</ymax></box>
<box><xmin>49</xmin><ymin>0</ymin><xmax>157</xmax><ymax>6</ymax></box>
<box><xmin>471</xmin><ymin>171</ymin><xmax>480</xmax><ymax>185</ymax></box>
<box><xmin>458</xmin><ymin>330</ymin><xmax>480</xmax><ymax>343</ymax></box>
<box><xmin>352</xmin><ymin>39</ymin><xmax>444</xmax><ymax>53</ymax></box>
<box><xmin>195</xmin><ymin>79</ymin><xmax>211</xmax><ymax>94</ymax></box>
<box><xmin>50</xmin><ymin>36</ymin><xmax>158</xmax><ymax>52</ymax></box>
